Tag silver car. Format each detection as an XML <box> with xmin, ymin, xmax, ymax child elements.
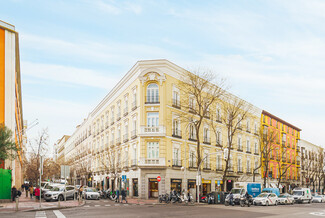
<box><xmin>44</xmin><ymin>185</ymin><xmax>77</xmax><ymax>202</ymax></box>
<box><xmin>83</xmin><ymin>188</ymin><xmax>100</xmax><ymax>200</ymax></box>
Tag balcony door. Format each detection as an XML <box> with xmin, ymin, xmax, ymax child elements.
<box><xmin>147</xmin><ymin>112</ymin><xmax>159</xmax><ymax>127</ymax></box>
<box><xmin>147</xmin><ymin>142</ymin><xmax>159</xmax><ymax>159</ymax></box>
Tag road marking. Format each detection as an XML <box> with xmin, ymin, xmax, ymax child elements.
<box><xmin>310</xmin><ymin>212</ymin><xmax>325</xmax><ymax>216</ymax></box>
<box><xmin>105</xmin><ymin>204</ymin><xmax>111</xmax><ymax>206</ymax></box>
<box><xmin>35</xmin><ymin>211</ymin><xmax>46</xmax><ymax>218</ymax></box>
<box><xmin>53</xmin><ymin>210</ymin><xmax>66</xmax><ymax>218</ymax></box>
<box><xmin>94</xmin><ymin>205</ymin><xmax>100</xmax><ymax>207</ymax></box>
<box><xmin>115</xmin><ymin>204</ymin><xmax>120</xmax><ymax>206</ymax></box>
<box><xmin>103</xmin><ymin>200</ymin><xmax>108</xmax><ymax>202</ymax></box>
<box><xmin>83</xmin><ymin>205</ymin><xmax>90</xmax><ymax>207</ymax></box>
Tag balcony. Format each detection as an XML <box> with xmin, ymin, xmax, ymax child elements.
<box><xmin>131</xmin><ymin>159</ymin><xmax>137</xmax><ymax>167</ymax></box>
<box><xmin>203</xmin><ymin>137</ymin><xmax>211</xmax><ymax>145</ymax></box>
<box><xmin>203</xmin><ymin>162</ymin><xmax>211</xmax><ymax>170</ymax></box>
<box><xmin>172</xmin><ymin>159</ymin><xmax>182</xmax><ymax>167</ymax></box>
<box><xmin>131</xmin><ymin>130</ymin><xmax>137</xmax><ymax>139</ymax></box>
<box><xmin>116</xmin><ymin>137</ymin><xmax>121</xmax><ymax>146</ymax></box>
<box><xmin>216</xmin><ymin>166</ymin><xmax>222</xmax><ymax>171</ymax></box>
<box><xmin>204</xmin><ymin>111</ymin><xmax>210</xmax><ymax>119</ymax></box>
<box><xmin>139</xmin><ymin>125</ymin><xmax>166</xmax><ymax>137</ymax></box>
<box><xmin>189</xmin><ymin>161</ymin><xmax>197</xmax><ymax>169</ymax></box>
<box><xmin>172</xmin><ymin>129</ymin><xmax>182</xmax><ymax>138</ymax></box>
<box><xmin>145</xmin><ymin>96</ymin><xmax>159</xmax><ymax>104</ymax></box>
<box><xmin>172</xmin><ymin>98</ymin><xmax>181</xmax><ymax>109</ymax></box>
<box><xmin>138</xmin><ymin>157</ymin><xmax>165</xmax><ymax>167</ymax></box>
<box><xmin>132</xmin><ymin>101</ymin><xmax>137</xmax><ymax>111</ymax></box>
<box><xmin>123</xmin><ymin>133</ymin><xmax>129</xmax><ymax>143</ymax></box>
<box><xmin>123</xmin><ymin>107</ymin><xmax>128</xmax><ymax>116</ymax></box>
<box><xmin>188</xmin><ymin>134</ymin><xmax>197</xmax><ymax>142</ymax></box>
<box><xmin>216</xmin><ymin>116</ymin><xmax>222</xmax><ymax>123</ymax></box>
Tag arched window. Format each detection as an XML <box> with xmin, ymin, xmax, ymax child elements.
<box><xmin>146</xmin><ymin>83</ymin><xmax>159</xmax><ymax>103</ymax></box>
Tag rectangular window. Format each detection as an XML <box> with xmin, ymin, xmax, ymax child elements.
<box><xmin>216</xmin><ymin>155</ymin><xmax>222</xmax><ymax>170</ymax></box>
<box><xmin>246</xmin><ymin>138</ymin><xmax>250</xmax><ymax>152</ymax></box>
<box><xmin>246</xmin><ymin>159</ymin><xmax>251</xmax><ymax>173</ymax></box>
<box><xmin>147</xmin><ymin>142</ymin><xmax>159</xmax><ymax>159</ymax></box>
<box><xmin>147</xmin><ymin>112</ymin><xmax>159</xmax><ymax>127</ymax></box>
<box><xmin>238</xmin><ymin>136</ymin><xmax>242</xmax><ymax>150</ymax></box>
<box><xmin>238</xmin><ymin>158</ymin><xmax>242</xmax><ymax>172</ymax></box>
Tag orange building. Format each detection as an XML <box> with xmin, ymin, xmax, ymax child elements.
<box><xmin>261</xmin><ymin>110</ymin><xmax>301</xmax><ymax>192</ymax></box>
<box><xmin>0</xmin><ymin>20</ymin><xmax>24</xmax><ymax>187</ymax></box>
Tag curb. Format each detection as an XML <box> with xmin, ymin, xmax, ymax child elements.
<box><xmin>19</xmin><ymin>201</ymin><xmax>86</xmax><ymax>212</ymax></box>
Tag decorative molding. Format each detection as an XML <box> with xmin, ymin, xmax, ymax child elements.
<box><xmin>139</xmin><ymin>70</ymin><xmax>166</xmax><ymax>85</ymax></box>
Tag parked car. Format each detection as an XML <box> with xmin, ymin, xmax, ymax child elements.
<box><xmin>278</xmin><ymin>193</ymin><xmax>294</xmax><ymax>205</ymax></box>
<box><xmin>262</xmin><ymin>188</ymin><xmax>280</xmax><ymax>196</ymax></box>
<box><xmin>253</xmin><ymin>193</ymin><xmax>278</xmax><ymax>206</ymax></box>
<box><xmin>83</xmin><ymin>188</ymin><xmax>100</xmax><ymax>200</ymax></box>
<box><xmin>312</xmin><ymin>195</ymin><xmax>324</xmax><ymax>203</ymax></box>
<box><xmin>44</xmin><ymin>185</ymin><xmax>77</xmax><ymax>202</ymax></box>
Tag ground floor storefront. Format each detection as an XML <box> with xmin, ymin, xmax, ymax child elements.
<box><xmin>89</xmin><ymin>168</ymin><xmax>265</xmax><ymax>199</ymax></box>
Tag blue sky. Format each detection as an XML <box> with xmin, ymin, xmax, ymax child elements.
<box><xmin>1</xmin><ymin>0</ymin><xmax>324</xmax><ymax>151</ymax></box>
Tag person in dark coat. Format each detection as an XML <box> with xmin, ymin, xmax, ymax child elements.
<box><xmin>25</xmin><ymin>183</ymin><xmax>29</xmax><ymax>197</ymax></box>
<box><xmin>121</xmin><ymin>188</ymin><xmax>127</xmax><ymax>203</ymax></box>
<box><xmin>11</xmin><ymin>186</ymin><xmax>17</xmax><ymax>202</ymax></box>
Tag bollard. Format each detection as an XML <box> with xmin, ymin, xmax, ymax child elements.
<box><xmin>15</xmin><ymin>197</ymin><xmax>19</xmax><ymax>211</ymax></box>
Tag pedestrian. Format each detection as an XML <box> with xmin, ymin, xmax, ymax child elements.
<box><xmin>34</xmin><ymin>186</ymin><xmax>40</xmax><ymax>201</ymax></box>
<box><xmin>25</xmin><ymin>183</ymin><xmax>29</xmax><ymax>198</ymax></box>
<box><xmin>121</xmin><ymin>188</ymin><xmax>127</xmax><ymax>203</ymax></box>
<box><xmin>29</xmin><ymin>185</ymin><xmax>34</xmax><ymax>199</ymax></box>
<box><xmin>11</xmin><ymin>186</ymin><xmax>17</xmax><ymax>202</ymax></box>
<box><xmin>115</xmin><ymin>188</ymin><xmax>120</xmax><ymax>203</ymax></box>
<box><xmin>79</xmin><ymin>185</ymin><xmax>84</xmax><ymax>199</ymax></box>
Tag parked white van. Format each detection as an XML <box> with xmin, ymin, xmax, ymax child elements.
<box><xmin>292</xmin><ymin>188</ymin><xmax>312</xmax><ymax>203</ymax></box>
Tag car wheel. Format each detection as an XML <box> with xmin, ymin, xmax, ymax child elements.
<box><xmin>58</xmin><ymin>195</ymin><xmax>64</xmax><ymax>201</ymax></box>
<box><xmin>266</xmin><ymin>201</ymin><xmax>269</xmax><ymax>206</ymax></box>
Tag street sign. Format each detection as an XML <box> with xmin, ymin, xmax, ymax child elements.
<box><xmin>122</xmin><ymin>175</ymin><xmax>126</xmax><ymax>182</ymax></box>
<box><xmin>157</xmin><ymin>176</ymin><xmax>161</xmax><ymax>182</ymax></box>
<box><xmin>217</xmin><ymin>180</ymin><xmax>220</xmax><ymax>186</ymax></box>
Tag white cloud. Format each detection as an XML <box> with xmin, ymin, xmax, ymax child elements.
<box><xmin>22</xmin><ymin>61</ymin><xmax>120</xmax><ymax>90</ymax></box>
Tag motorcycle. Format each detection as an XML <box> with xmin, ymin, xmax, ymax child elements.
<box><xmin>240</xmin><ymin>195</ymin><xmax>253</xmax><ymax>207</ymax></box>
<box><xmin>106</xmin><ymin>189</ymin><xmax>117</xmax><ymax>201</ymax></box>
<box><xmin>158</xmin><ymin>193</ymin><xmax>170</xmax><ymax>203</ymax></box>
<box><xmin>170</xmin><ymin>192</ymin><xmax>182</xmax><ymax>203</ymax></box>
<box><xmin>181</xmin><ymin>192</ymin><xmax>195</xmax><ymax>205</ymax></box>
<box><xmin>225</xmin><ymin>194</ymin><xmax>235</xmax><ymax>206</ymax></box>
<box><xmin>207</xmin><ymin>193</ymin><xmax>215</xmax><ymax>204</ymax></box>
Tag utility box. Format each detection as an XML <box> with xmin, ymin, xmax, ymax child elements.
<box><xmin>0</xmin><ymin>169</ymin><xmax>12</xmax><ymax>200</ymax></box>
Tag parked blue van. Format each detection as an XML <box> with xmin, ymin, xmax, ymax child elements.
<box><xmin>262</xmin><ymin>188</ymin><xmax>280</xmax><ymax>196</ymax></box>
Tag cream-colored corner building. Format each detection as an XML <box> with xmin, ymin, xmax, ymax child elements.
<box><xmin>300</xmin><ymin>139</ymin><xmax>325</xmax><ymax>193</ymax></box>
<box><xmin>63</xmin><ymin>59</ymin><xmax>262</xmax><ymax>199</ymax></box>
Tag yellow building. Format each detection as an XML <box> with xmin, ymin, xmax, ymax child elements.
<box><xmin>0</xmin><ymin>20</ymin><xmax>24</xmax><ymax>187</ymax></box>
<box><xmin>64</xmin><ymin>59</ymin><xmax>262</xmax><ymax>198</ymax></box>
<box><xmin>261</xmin><ymin>111</ymin><xmax>301</xmax><ymax>191</ymax></box>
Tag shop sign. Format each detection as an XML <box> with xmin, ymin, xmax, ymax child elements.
<box><xmin>202</xmin><ymin>179</ymin><xmax>211</xmax><ymax>184</ymax></box>
<box><xmin>188</xmin><ymin>179</ymin><xmax>196</xmax><ymax>183</ymax></box>
<box><xmin>149</xmin><ymin>178</ymin><xmax>158</xmax><ymax>182</ymax></box>
<box><xmin>228</xmin><ymin>180</ymin><xmax>231</xmax><ymax>183</ymax></box>
<box><xmin>171</xmin><ymin>179</ymin><xmax>182</xmax><ymax>183</ymax></box>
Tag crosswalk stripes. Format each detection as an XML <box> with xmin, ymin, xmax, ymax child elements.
<box><xmin>105</xmin><ymin>205</ymin><xmax>111</xmax><ymax>206</ymax></box>
<box><xmin>53</xmin><ymin>210</ymin><xmax>66</xmax><ymax>218</ymax></box>
<box><xmin>35</xmin><ymin>211</ymin><xmax>46</xmax><ymax>218</ymax></box>
<box><xmin>94</xmin><ymin>205</ymin><xmax>100</xmax><ymax>207</ymax></box>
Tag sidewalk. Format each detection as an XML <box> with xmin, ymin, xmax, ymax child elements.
<box><xmin>124</xmin><ymin>197</ymin><xmax>160</xmax><ymax>205</ymax></box>
<box><xmin>0</xmin><ymin>192</ymin><xmax>83</xmax><ymax>213</ymax></box>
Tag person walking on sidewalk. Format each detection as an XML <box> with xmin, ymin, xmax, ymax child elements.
<box><xmin>121</xmin><ymin>188</ymin><xmax>127</xmax><ymax>204</ymax></box>
<box><xmin>11</xmin><ymin>186</ymin><xmax>17</xmax><ymax>202</ymax></box>
<box><xmin>29</xmin><ymin>185</ymin><xmax>34</xmax><ymax>199</ymax></box>
<box><xmin>25</xmin><ymin>183</ymin><xmax>29</xmax><ymax>198</ymax></box>
<box><xmin>34</xmin><ymin>186</ymin><xmax>40</xmax><ymax>201</ymax></box>
<box><xmin>115</xmin><ymin>189</ymin><xmax>120</xmax><ymax>203</ymax></box>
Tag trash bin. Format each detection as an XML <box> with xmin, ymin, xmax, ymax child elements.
<box><xmin>216</xmin><ymin>191</ymin><xmax>227</xmax><ymax>204</ymax></box>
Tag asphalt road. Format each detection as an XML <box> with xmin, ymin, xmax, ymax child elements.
<box><xmin>2</xmin><ymin>200</ymin><xmax>325</xmax><ymax>218</ymax></box>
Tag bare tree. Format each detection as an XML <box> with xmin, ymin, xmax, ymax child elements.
<box><xmin>220</xmin><ymin>96</ymin><xmax>252</xmax><ymax>191</ymax></box>
<box><xmin>275</xmin><ymin>145</ymin><xmax>294</xmax><ymax>188</ymax></box>
<box><xmin>252</xmin><ymin>127</ymin><xmax>278</xmax><ymax>187</ymax></box>
<box><xmin>177</xmin><ymin>69</ymin><xmax>226</xmax><ymax>168</ymax></box>
<box><xmin>100</xmin><ymin>148</ymin><xmax>121</xmax><ymax>190</ymax></box>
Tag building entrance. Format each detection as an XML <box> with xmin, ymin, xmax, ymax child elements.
<box><xmin>133</xmin><ymin>178</ymin><xmax>138</xmax><ymax>197</ymax></box>
<box><xmin>170</xmin><ymin>179</ymin><xmax>182</xmax><ymax>193</ymax></box>
<box><xmin>148</xmin><ymin>178</ymin><xmax>158</xmax><ymax>198</ymax></box>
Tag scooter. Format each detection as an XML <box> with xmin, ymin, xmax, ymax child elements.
<box><xmin>158</xmin><ymin>193</ymin><xmax>170</xmax><ymax>203</ymax></box>
<box><xmin>240</xmin><ymin>195</ymin><xmax>253</xmax><ymax>207</ymax></box>
<box><xmin>225</xmin><ymin>194</ymin><xmax>235</xmax><ymax>206</ymax></box>
<box><xmin>181</xmin><ymin>191</ymin><xmax>195</xmax><ymax>204</ymax></box>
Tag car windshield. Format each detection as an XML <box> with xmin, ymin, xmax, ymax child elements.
<box><xmin>278</xmin><ymin>195</ymin><xmax>286</xmax><ymax>198</ymax></box>
<box><xmin>257</xmin><ymin>193</ymin><xmax>269</xmax><ymax>198</ymax></box>
<box><xmin>50</xmin><ymin>187</ymin><xmax>63</xmax><ymax>191</ymax></box>
<box><xmin>314</xmin><ymin>196</ymin><xmax>321</xmax><ymax>198</ymax></box>
<box><xmin>231</xmin><ymin>189</ymin><xmax>241</xmax><ymax>194</ymax></box>
<box><xmin>293</xmin><ymin>191</ymin><xmax>303</xmax><ymax>196</ymax></box>
<box><xmin>86</xmin><ymin>188</ymin><xmax>97</xmax><ymax>192</ymax></box>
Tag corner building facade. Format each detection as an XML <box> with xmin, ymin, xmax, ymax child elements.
<box><xmin>65</xmin><ymin>60</ymin><xmax>262</xmax><ymax>199</ymax></box>
<box><xmin>0</xmin><ymin>20</ymin><xmax>24</xmax><ymax>187</ymax></box>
